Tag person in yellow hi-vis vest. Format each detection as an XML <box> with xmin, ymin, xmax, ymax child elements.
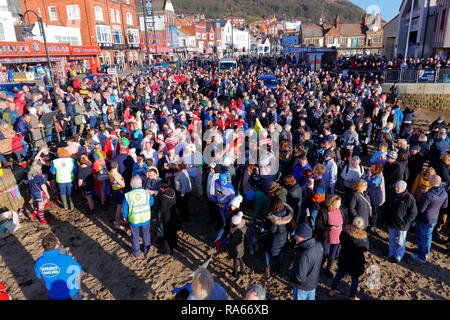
<box><xmin>50</xmin><ymin>148</ymin><xmax>76</xmax><ymax>210</ymax></box>
<box><xmin>123</xmin><ymin>176</ymin><xmax>154</xmax><ymax>258</ymax></box>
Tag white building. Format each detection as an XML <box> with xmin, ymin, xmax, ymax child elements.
<box><xmin>177</xmin><ymin>29</ymin><xmax>197</xmax><ymax>58</ymax></box>
<box><xmin>283</xmin><ymin>20</ymin><xmax>302</xmax><ymax>33</ymax></box>
<box><xmin>31</xmin><ymin>22</ymin><xmax>82</xmax><ymax>45</ymax></box>
<box><xmin>395</xmin><ymin>0</ymin><xmax>438</xmax><ymax>58</ymax></box>
<box><xmin>251</xmin><ymin>37</ymin><xmax>271</xmax><ymax>55</ymax></box>
<box><xmin>0</xmin><ymin>0</ymin><xmax>17</xmax><ymax>41</ymax></box>
<box><xmin>210</xmin><ymin>20</ymin><xmax>233</xmax><ymax>54</ymax></box>
<box><xmin>232</xmin><ymin>28</ymin><xmax>249</xmax><ymax>53</ymax></box>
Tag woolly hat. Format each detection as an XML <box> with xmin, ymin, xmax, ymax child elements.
<box><xmin>231</xmin><ymin>211</ymin><xmax>244</xmax><ymax>226</ymax></box>
<box><xmin>230</xmin><ymin>195</ymin><xmax>243</xmax><ymax>209</ymax></box>
<box><xmin>395</xmin><ymin>180</ymin><xmax>407</xmax><ymax>191</ymax></box>
<box><xmin>294</xmin><ymin>223</ymin><xmax>313</xmax><ymax>239</ymax></box>
<box><xmin>57</xmin><ymin>147</ymin><xmax>70</xmax><ymax>158</ymax></box>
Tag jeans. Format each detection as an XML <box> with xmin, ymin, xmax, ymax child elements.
<box><xmin>58</xmin><ymin>182</ymin><xmax>73</xmax><ymax>197</ymax></box>
<box><xmin>264</xmin><ymin>251</ymin><xmax>284</xmax><ymax>266</ymax></box>
<box><xmin>331</xmin><ymin>271</ymin><xmax>360</xmax><ymax>297</ymax></box>
<box><xmin>323</xmin><ymin>243</ymin><xmax>340</xmax><ymax>261</ymax></box>
<box><xmin>415</xmin><ymin>221</ymin><xmax>436</xmax><ymax>261</ymax></box>
<box><xmin>388</xmin><ymin>228</ymin><xmax>407</xmax><ymax>261</ymax></box>
<box><xmin>309</xmin><ymin>209</ymin><xmax>319</xmax><ymax>229</ymax></box>
<box><xmin>293</xmin><ymin>288</ymin><xmax>316</xmax><ymax>300</ymax></box>
<box><xmin>45</xmin><ymin>123</ymin><xmax>53</xmax><ymax>144</ymax></box>
<box><xmin>102</xmin><ymin>113</ymin><xmax>108</xmax><ymax>125</ymax></box>
<box><xmin>89</xmin><ymin>116</ymin><xmax>98</xmax><ymax>128</ymax></box>
<box><xmin>130</xmin><ymin>223</ymin><xmax>151</xmax><ymax>257</ymax></box>
<box><xmin>0</xmin><ymin>154</ymin><xmax>8</xmax><ymax>164</ymax></box>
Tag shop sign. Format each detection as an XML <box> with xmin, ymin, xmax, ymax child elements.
<box><xmin>107</xmin><ymin>68</ymin><xmax>117</xmax><ymax>75</ymax></box>
<box><xmin>70</xmin><ymin>46</ymin><xmax>101</xmax><ymax>56</ymax></box>
<box><xmin>0</xmin><ymin>41</ymin><xmax>70</xmax><ymax>57</ymax></box>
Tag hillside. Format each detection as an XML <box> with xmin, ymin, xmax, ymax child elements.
<box><xmin>172</xmin><ymin>0</ymin><xmax>367</xmax><ymax>24</ymax></box>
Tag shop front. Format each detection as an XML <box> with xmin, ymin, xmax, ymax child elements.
<box><xmin>0</xmin><ymin>40</ymin><xmax>100</xmax><ymax>83</ymax></box>
<box><xmin>0</xmin><ymin>40</ymin><xmax>70</xmax><ymax>82</ymax></box>
<box><xmin>67</xmin><ymin>45</ymin><xmax>101</xmax><ymax>74</ymax></box>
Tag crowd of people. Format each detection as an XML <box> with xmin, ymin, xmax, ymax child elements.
<box><xmin>0</xmin><ymin>54</ymin><xmax>449</xmax><ymax>301</ymax></box>
<box><xmin>337</xmin><ymin>55</ymin><xmax>450</xmax><ymax>71</ymax></box>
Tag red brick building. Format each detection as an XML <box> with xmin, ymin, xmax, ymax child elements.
<box><xmin>20</xmin><ymin>0</ymin><xmax>141</xmax><ymax>69</ymax></box>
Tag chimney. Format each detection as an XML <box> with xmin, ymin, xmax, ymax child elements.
<box><xmin>362</xmin><ymin>13</ymin><xmax>368</xmax><ymax>26</ymax></box>
<box><xmin>335</xmin><ymin>15</ymin><xmax>340</xmax><ymax>28</ymax></box>
<box><xmin>376</xmin><ymin>13</ymin><xmax>382</xmax><ymax>29</ymax></box>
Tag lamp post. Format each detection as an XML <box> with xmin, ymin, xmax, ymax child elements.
<box><xmin>21</xmin><ymin>10</ymin><xmax>55</xmax><ymax>88</ymax></box>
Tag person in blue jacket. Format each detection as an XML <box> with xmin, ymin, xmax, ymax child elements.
<box><xmin>214</xmin><ymin>173</ymin><xmax>236</xmax><ymax>224</ymax></box>
<box><xmin>34</xmin><ymin>232</ymin><xmax>82</xmax><ymax>300</ymax></box>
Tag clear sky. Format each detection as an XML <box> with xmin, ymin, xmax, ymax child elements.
<box><xmin>350</xmin><ymin>0</ymin><xmax>403</xmax><ymax>22</ymax></box>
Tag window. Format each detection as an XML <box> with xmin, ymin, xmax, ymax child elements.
<box><xmin>126</xmin><ymin>12</ymin><xmax>133</xmax><ymax>25</ymax></box>
<box><xmin>113</xmin><ymin>30</ymin><xmax>123</xmax><ymax>44</ymax></box>
<box><xmin>96</xmin><ymin>25</ymin><xmax>112</xmax><ymax>43</ymax></box>
<box><xmin>94</xmin><ymin>6</ymin><xmax>103</xmax><ymax>21</ymax></box>
<box><xmin>54</xmin><ymin>35</ymin><xmax>80</xmax><ymax>45</ymax></box>
<box><xmin>48</xmin><ymin>6</ymin><xmax>58</xmax><ymax>21</ymax></box>
<box><xmin>127</xmin><ymin>28</ymin><xmax>139</xmax><ymax>44</ymax></box>
<box><xmin>196</xmin><ymin>33</ymin><xmax>201</xmax><ymax>39</ymax></box>
<box><xmin>116</xmin><ymin>10</ymin><xmax>121</xmax><ymax>23</ymax></box>
<box><xmin>66</xmin><ymin>5</ymin><xmax>80</xmax><ymax>20</ymax></box>
<box><xmin>202</xmin><ymin>33</ymin><xmax>206</xmax><ymax>39</ymax></box>
<box><xmin>110</xmin><ymin>9</ymin><xmax>115</xmax><ymax>23</ymax></box>
<box><xmin>0</xmin><ymin>23</ymin><xmax>4</xmax><ymax>41</ymax></box>
<box><xmin>210</xmin><ymin>34</ymin><xmax>214</xmax><ymax>40</ymax></box>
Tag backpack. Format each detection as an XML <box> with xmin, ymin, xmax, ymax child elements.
<box><xmin>97</xmin><ymin>168</ymin><xmax>110</xmax><ymax>181</ymax></box>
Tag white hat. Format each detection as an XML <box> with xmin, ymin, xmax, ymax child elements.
<box><xmin>231</xmin><ymin>211</ymin><xmax>244</xmax><ymax>225</ymax></box>
<box><xmin>222</xmin><ymin>156</ymin><xmax>234</xmax><ymax>167</ymax></box>
<box><xmin>28</xmin><ymin>107</ymin><xmax>37</xmax><ymax>115</ymax></box>
<box><xmin>230</xmin><ymin>195</ymin><xmax>243</xmax><ymax>209</ymax></box>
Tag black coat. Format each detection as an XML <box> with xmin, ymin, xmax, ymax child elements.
<box><xmin>263</xmin><ymin>207</ymin><xmax>293</xmax><ymax>257</ymax></box>
<box><xmin>291</xmin><ymin>237</ymin><xmax>323</xmax><ymax>291</ymax></box>
<box><xmin>337</xmin><ymin>229</ymin><xmax>369</xmax><ymax>278</ymax></box>
<box><xmin>227</xmin><ymin>221</ymin><xmax>247</xmax><ymax>259</ymax></box>
<box><xmin>349</xmin><ymin>192</ymin><xmax>372</xmax><ymax>227</ymax></box>
<box><xmin>286</xmin><ymin>185</ymin><xmax>303</xmax><ymax>221</ymax></box>
<box><xmin>314</xmin><ymin>205</ymin><xmax>347</xmax><ymax>246</ymax></box>
<box><xmin>407</xmin><ymin>153</ymin><xmax>425</xmax><ymax>185</ymax></box>
<box><xmin>158</xmin><ymin>188</ymin><xmax>181</xmax><ymax>238</ymax></box>
<box><xmin>386</xmin><ymin>191</ymin><xmax>418</xmax><ymax>231</ymax></box>
<box><xmin>383</xmin><ymin>161</ymin><xmax>402</xmax><ymax>190</ymax></box>
<box><xmin>435</xmin><ymin>159</ymin><xmax>450</xmax><ymax>186</ymax></box>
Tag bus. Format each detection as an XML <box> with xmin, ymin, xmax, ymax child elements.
<box><xmin>218</xmin><ymin>58</ymin><xmax>237</xmax><ymax>71</ymax></box>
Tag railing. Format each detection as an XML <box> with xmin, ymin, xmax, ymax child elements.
<box><xmin>342</xmin><ymin>68</ymin><xmax>450</xmax><ymax>83</ymax></box>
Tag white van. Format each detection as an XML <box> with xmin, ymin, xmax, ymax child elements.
<box><xmin>218</xmin><ymin>58</ymin><xmax>237</xmax><ymax>71</ymax></box>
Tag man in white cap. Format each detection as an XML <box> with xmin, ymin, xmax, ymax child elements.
<box><xmin>385</xmin><ymin>180</ymin><xmax>418</xmax><ymax>263</ymax></box>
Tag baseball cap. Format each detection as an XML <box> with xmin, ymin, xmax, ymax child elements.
<box><xmin>387</xmin><ymin>150</ymin><xmax>398</xmax><ymax>160</ymax></box>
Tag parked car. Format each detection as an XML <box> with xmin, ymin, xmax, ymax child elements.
<box><xmin>0</xmin><ymin>82</ymin><xmax>36</xmax><ymax>93</ymax></box>
<box><xmin>84</xmin><ymin>74</ymin><xmax>111</xmax><ymax>82</ymax></box>
<box><xmin>258</xmin><ymin>75</ymin><xmax>280</xmax><ymax>91</ymax></box>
